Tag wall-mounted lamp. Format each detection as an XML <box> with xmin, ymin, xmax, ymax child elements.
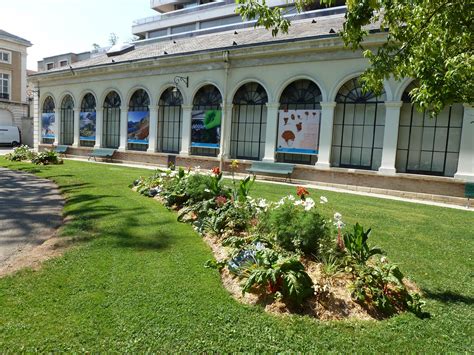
<box><xmin>174</xmin><ymin>75</ymin><xmax>189</xmax><ymax>88</ymax></box>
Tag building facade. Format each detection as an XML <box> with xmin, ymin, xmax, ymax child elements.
<box><xmin>29</xmin><ymin>11</ymin><xmax>473</xmax><ymax>197</ymax></box>
<box><xmin>0</xmin><ymin>30</ymin><xmax>32</xmax><ymax>143</ymax></box>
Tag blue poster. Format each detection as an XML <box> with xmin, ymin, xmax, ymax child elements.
<box><xmin>127</xmin><ymin>111</ymin><xmax>150</xmax><ymax>144</ymax></box>
<box><xmin>191</xmin><ymin>110</ymin><xmax>221</xmax><ymax>149</ymax></box>
<box><xmin>80</xmin><ymin>112</ymin><xmax>96</xmax><ymax>141</ymax></box>
<box><xmin>41</xmin><ymin>113</ymin><xmax>55</xmax><ymax>139</ymax></box>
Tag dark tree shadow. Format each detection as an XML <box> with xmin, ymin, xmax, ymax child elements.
<box><xmin>423</xmin><ymin>289</ymin><xmax>474</xmax><ymax>305</ymax></box>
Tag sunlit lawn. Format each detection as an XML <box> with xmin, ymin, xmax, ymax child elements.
<box><xmin>0</xmin><ymin>158</ymin><xmax>472</xmax><ymax>352</ymax></box>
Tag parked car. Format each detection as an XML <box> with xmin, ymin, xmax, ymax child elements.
<box><xmin>0</xmin><ymin>126</ymin><xmax>21</xmax><ymax>147</ymax></box>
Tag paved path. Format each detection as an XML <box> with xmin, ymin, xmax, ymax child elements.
<box><xmin>0</xmin><ymin>167</ymin><xmax>63</xmax><ymax>266</ymax></box>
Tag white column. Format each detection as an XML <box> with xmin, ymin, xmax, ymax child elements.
<box><xmin>147</xmin><ymin>105</ymin><xmax>159</xmax><ymax>153</ymax></box>
<box><xmin>118</xmin><ymin>105</ymin><xmax>128</xmax><ymax>151</ymax></box>
<box><xmin>378</xmin><ymin>101</ymin><xmax>403</xmax><ymax>175</ymax></box>
<box><xmin>94</xmin><ymin>108</ymin><xmax>103</xmax><ymax>148</ymax></box>
<box><xmin>262</xmin><ymin>102</ymin><xmax>280</xmax><ymax>162</ymax></box>
<box><xmin>179</xmin><ymin>105</ymin><xmax>193</xmax><ymax>156</ymax></box>
<box><xmin>33</xmin><ymin>90</ymin><xmax>39</xmax><ymax>150</ymax></box>
<box><xmin>454</xmin><ymin>104</ymin><xmax>474</xmax><ymax>182</ymax></box>
<box><xmin>218</xmin><ymin>102</ymin><xmax>233</xmax><ymax>159</ymax></box>
<box><xmin>315</xmin><ymin>101</ymin><xmax>336</xmax><ymax>169</ymax></box>
<box><xmin>72</xmin><ymin>108</ymin><xmax>81</xmax><ymax>147</ymax></box>
<box><xmin>54</xmin><ymin>108</ymin><xmax>60</xmax><ymax>145</ymax></box>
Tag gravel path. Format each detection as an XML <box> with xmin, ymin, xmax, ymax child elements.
<box><xmin>0</xmin><ymin>167</ymin><xmax>63</xmax><ymax>266</ymax></box>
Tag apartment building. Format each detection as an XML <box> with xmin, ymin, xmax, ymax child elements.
<box><xmin>0</xmin><ymin>30</ymin><xmax>31</xmax><ymax>133</ymax></box>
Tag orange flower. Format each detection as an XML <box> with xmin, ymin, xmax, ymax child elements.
<box><xmin>296</xmin><ymin>186</ymin><xmax>309</xmax><ymax>198</ymax></box>
<box><xmin>212</xmin><ymin>167</ymin><xmax>221</xmax><ymax>175</ymax></box>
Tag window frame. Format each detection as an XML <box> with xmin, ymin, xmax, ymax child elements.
<box><xmin>46</xmin><ymin>62</ymin><xmax>55</xmax><ymax>70</ymax></box>
<box><xmin>0</xmin><ymin>70</ymin><xmax>11</xmax><ymax>100</ymax></box>
<box><xmin>0</xmin><ymin>50</ymin><xmax>12</xmax><ymax>64</ymax></box>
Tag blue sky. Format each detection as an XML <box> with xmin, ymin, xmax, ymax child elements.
<box><xmin>1</xmin><ymin>0</ymin><xmax>154</xmax><ymax>70</ymax></box>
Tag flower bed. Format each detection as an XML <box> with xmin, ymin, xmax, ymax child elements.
<box><xmin>5</xmin><ymin>146</ymin><xmax>62</xmax><ymax>165</ymax></box>
<box><xmin>132</xmin><ymin>162</ymin><xmax>424</xmax><ymax>320</ymax></box>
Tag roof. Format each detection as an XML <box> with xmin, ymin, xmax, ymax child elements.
<box><xmin>0</xmin><ymin>29</ymin><xmax>32</xmax><ymax>47</ymax></box>
<box><xmin>34</xmin><ymin>13</ymin><xmax>380</xmax><ymax>75</ymax></box>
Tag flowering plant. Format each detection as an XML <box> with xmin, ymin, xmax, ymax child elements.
<box><xmin>296</xmin><ymin>186</ymin><xmax>309</xmax><ymax>201</ymax></box>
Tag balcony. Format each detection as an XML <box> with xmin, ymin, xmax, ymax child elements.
<box><xmin>150</xmin><ymin>0</ymin><xmax>194</xmax><ymax>13</ymax></box>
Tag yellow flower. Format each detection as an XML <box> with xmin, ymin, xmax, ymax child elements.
<box><xmin>231</xmin><ymin>159</ymin><xmax>239</xmax><ymax>169</ymax></box>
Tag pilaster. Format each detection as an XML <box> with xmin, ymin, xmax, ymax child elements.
<box><xmin>179</xmin><ymin>104</ymin><xmax>193</xmax><ymax>156</ymax></box>
<box><xmin>454</xmin><ymin>104</ymin><xmax>474</xmax><ymax>182</ymax></box>
<box><xmin>147</xmin><ymin>106</ymin><xmax>159</xmax><ymax>153</ymax></box>
<box><xmin>378</xmin><ymin>101</ymin><xmax>403</xmax><ymax>175</ymax></box>
<box><xmin>118</xmin><ymin>105</ymin><xmax>128</xmax><ymax>151</ymax></box>
<box><xmin>315</xmin><ymin>101</ymin><xmax>336</xmax><ymax>169</ymax></box>
<box><xmin>262</xmin><ymin>102</ymin><xmax>280</xmax><ymax>162</ymax></box>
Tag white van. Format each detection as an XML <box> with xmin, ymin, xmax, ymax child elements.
<box><xmin>0</xmin><ymin>126</ymin><xmax>21</xmax><ymax>147</ymax></box>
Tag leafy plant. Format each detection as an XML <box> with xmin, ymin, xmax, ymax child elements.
<box><xmin>239</xmin><ymin>248</ymin><xmax>314</xmax><ymax>305</ymax></box>
<box><xmin>31</xmin><ymin>150</ymin><xmax>62</xmax><ymax>165</ymax></box>
<box><xmin>348</xmin><ymin>261</ymin><xmax>424</xmax><ymax>316</ymax></box>
<box><xmin>5</xmin><ymin>145</ymin><xmax>36</xmax><ymax>162</ymax></box>
<box><xmin>258</xmin><ymin>197</ymin><xmax>330</xmax><ymax>256</ymax></box>
<box><xmin>343</xmin><ymin>223</ymin><xmax>384</xmax><ymax>264</ymax></box>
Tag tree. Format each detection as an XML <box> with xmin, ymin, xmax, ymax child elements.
<box><xmin>236</xmin><ymin>0</ymin><xmax>473</xmax><ymax>114</ymax></box>
<box><xmin>109</xmin><ymin>33</ymin><xmax>119</xmax><ymax>46</ymax></box>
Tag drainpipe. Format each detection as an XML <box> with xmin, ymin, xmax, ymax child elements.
<box><xmin>219</xmin><ymin>50</ymin><xmax>230</xmax><ymax>171</ymax></box>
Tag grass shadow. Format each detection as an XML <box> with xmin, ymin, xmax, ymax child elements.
<box><xmin>422</xmin><ymin>289</ymin><xmax>474</xmax><ymax>305</ymax></box>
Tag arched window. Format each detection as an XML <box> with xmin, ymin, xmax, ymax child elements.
<box><xmin>103</xmin><ymin>91</ymin><xmax>121</xmax><ymax>149</ymax></box>
<box><xmin>396</xmin><ymin>82</ymin><xmax>463</xmax><ymax>176</ymax></box>
<box><xmin>41</xmin><ymin>96</ymin><xmax>55</xmax><ymax>144</ymax></box>
<box><xmin>80</xmin><ymin>93</ymin><xmax>96</xmax><ymax>147</ymax></box>
<box><xmin>331</xmin><ymin>77</ymin><xmax>386</xmax><ymax>170</ymax></box>
<box><xmin>128</xmin><ymin>89</ymin><xmax>150</xmax><ymax>151</ymax></box>
<box><xmin>230</xmin><ymin>82</ymin><xmax>268</xmax><ymax>160</ymax></box>
<box><xmin>60</xmin><ymin>95</ymin><xmax>74</xmax><ymax>145</ymax></box>
<box><xmin>158</xmin><ymin>87</ymin><xmax>183</xmax><ymax>153</ymax></box>
<box><xmin>278</xmin><ymin>79</ymin><xmax>322</xmax><ymax>165</ymax></box>
<box><xmin>191</xmin><ymin>85</ymin><xmax>222</xmax><ymax>157</ymax></box>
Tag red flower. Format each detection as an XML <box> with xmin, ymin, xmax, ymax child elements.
<box><xmin>215</xmin><ymin>195</ymin><xmax>227</xmax><ymax>206</ymax></box>
<box><xmin>212</xmin><ymin>167</ymin><xmax>221</xmax><ymax>175</ymax></box>
<box><xmin>296</xmin><ymin>186</ymin><xmax>309</xmax><ymax>200</ymax></box>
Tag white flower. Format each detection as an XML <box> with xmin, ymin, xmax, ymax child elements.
<box><xmin>287</xmin><ymin>195</ymin><xmax>295</xmax><ymax>201</ymax></box>
<box><xmin>257</xmin><ymin>199</ymin><xmax>268</xmax><ymax>208</ymax></box>
<box><xmin>294</xmin><ymin>200</ymin><xmax>303</xmax><ymax>206</ymax></box>
<box><xmin>160</xmin><ymin>172</ymin><xmax>167</xmax><ymax>177</ymax></box>
<box><xmin>320</xmin><ymin>196</ymin><xmax>328</xmax><ymax>204</ymax></box>
<box><xmin>335</xmin><ymin>220</ymin><xmax>345</xmax><ymax>229</ymax></box>
<box><xmin>204</xmin><ymin>188</ymin><xmax>211</xmax><ymax>193</ymax></box>
<box><xmin>380</xmin><ymin>256</ymin><xmax>387</xmax><ymax>263</ymax></box>
<box><xmin>334</xmin><ymin>212</ymin><xmax>342</xmax><ymax>221</ymax></box>
<box><xmin>303</xmin><ymin>197</ymin><xmax>315</xmax><ymax>211</ymax></box>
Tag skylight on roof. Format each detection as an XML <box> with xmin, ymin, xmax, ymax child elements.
<box><xmin>106</xmin><ymin>43</ymin><xmax>135</xmax><ymax>57</ymax></box>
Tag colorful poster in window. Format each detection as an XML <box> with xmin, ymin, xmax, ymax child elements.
<box><xmin>191</xmin><ymin>110</ymin><xmax>221</xmax><ymax>149</ymax></box>
<box><xmin>277</xmin><ymin>109</ymin><xmax>321</xmax><ymax>154</ymax></box>
<box><xmin>79</xmin><ymin>112</ymin><xmax>96</xmax><ymax>141</ymax></box>
<box><xmin>41</xmin><ymin>113</ymin><xmax>55</xmax><ymax>139</ymax></box>
<box><xmin>127</xmin><ymin>111</ymin><xmax>149</xmax><ymax>144</ymax></box>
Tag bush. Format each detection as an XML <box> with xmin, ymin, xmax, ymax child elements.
<box><xmin>5</xmin><ymin>145</ymin><xmax>35</xmax><ymax>162</ymax></box>
<box><xmin>31</xmin><ymin>150</ymin><xmax>62</xmax><ymax>165</ymax></box>
<box><xmin>257</xmin><ymin>196</ymin><xmax>331</xmax><ymax>256</ymax></box>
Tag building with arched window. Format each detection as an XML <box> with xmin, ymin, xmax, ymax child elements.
<box><xmin>28</xmin><ymin>6</ymin><xmax>473</xmax><ymax>199</ymax></box>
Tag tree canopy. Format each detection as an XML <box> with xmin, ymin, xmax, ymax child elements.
<box><xmin>237</xmin><ymin>0</ymin><xmax>473</xmax><ymax>114</ymax></box>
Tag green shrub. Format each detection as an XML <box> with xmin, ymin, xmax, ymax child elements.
<box><xmin>31</xmin><ymin>150</ymin><xmax>62</xmax><ymax>165</ymax></box>
<box><xmin>257</xmin><ymin>197</ymin><xmax>331</xmax><ymax>256</ymax></box>
<box><xmin>5</xmin><ymin>145</ymin><xmax>35</xmax><ymax>162</ymax></box>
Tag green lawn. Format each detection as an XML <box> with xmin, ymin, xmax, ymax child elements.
<box><xmin>0</xmin><ymin>158</ymin><xmax>472</xmax><ymax>352</ymax></box>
